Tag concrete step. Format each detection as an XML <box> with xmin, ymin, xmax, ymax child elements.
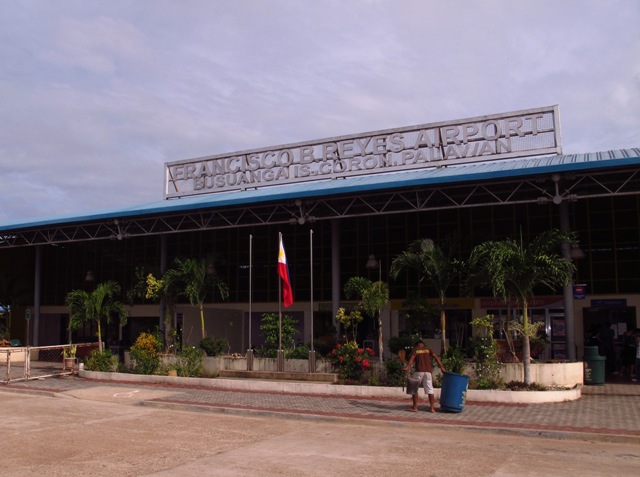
<box><xmin>218</xmin><ymin>369</ymin><xmax>338</xmax><ymax>383</ymax></box>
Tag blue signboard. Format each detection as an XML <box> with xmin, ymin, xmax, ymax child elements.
<box><xmin>590</xmin><ymin>298</ymin><xmax>627</xmax><ymax>308</ymax></box>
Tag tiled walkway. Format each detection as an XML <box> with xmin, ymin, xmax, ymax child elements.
<box><xmin>3</xmin><ymin>374</ymin><xmax>639</xmax><ymax>443</ymax></box>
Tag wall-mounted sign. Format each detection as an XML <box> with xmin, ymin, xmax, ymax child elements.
<box><xmin>591</xmin><ymin>299</ymin><xmax>627</xmax><ymax>308</ymax></box>
<box><xmin>573</xmin><ymin>284</ymin><xmax>587</xmax><ymax>299</ymax></box>
<box><xmin>165</xmin><ymin>105</ymin><xmax>561</xmax><ymax>198</ymax></box>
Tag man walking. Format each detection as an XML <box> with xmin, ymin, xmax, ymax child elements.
<box><xmin>404</xmin><ymin>340</ymin><xmax>445</xmax><ymax>413</ymax></box>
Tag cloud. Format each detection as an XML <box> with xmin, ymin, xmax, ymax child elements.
<box><xmin>0</xmin><ymin>0</ymin><xmax>638</xmax><ymax>222</ymax></box>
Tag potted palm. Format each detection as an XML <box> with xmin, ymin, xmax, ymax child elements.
<box><xmin>63</xmin><ymin>344</ymin><xmax>77</xmax><ymax>371</ymax></box>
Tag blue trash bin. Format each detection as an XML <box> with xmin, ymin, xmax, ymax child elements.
<box><xmin>440</xmin><ymin>371</ymin><xmax>470</xmax><ymax>413</ymax></box>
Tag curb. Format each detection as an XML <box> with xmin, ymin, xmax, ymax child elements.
<box><xmin>79</xmin><ymin>370</ymin><xmax>581</xmax><ymax>403</ymax></box>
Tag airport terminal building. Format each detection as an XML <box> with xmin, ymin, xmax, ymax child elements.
<box><xmin>1</xmin><ymin>106</ymin><xmax>638</xmax><ymax>363</ymax></box>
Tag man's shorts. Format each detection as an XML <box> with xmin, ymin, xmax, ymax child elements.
<box><xmin>414</xmin><ymin>371</ymin><xmax>433</xmax><ymax>395</ymax></box>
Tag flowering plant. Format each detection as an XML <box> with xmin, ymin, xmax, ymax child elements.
<box><xmin>329</xmin><ymin>341</ymin><xmax>374</xmax><ymax>383</ymax></box>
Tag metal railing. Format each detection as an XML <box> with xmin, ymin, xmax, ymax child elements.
<box><xmin>0</xmin><ymin>343</ymin><xmax>99</xmax><ymax>384</ymax></box>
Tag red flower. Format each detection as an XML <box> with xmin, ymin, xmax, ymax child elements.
<box><xmin>339</xmin><ymin>356</ymin><xmax>344</xmax><ymax>362</ymax></box>
<box><xmin>357</xmin><ymin>348</ymin><xmax>364</xmax><ymax>355</ymax></box>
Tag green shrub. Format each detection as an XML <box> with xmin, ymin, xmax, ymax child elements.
<box><xmin>441</xmin><ymin>346</ymin><xmax>465</xmax><ymax>374</ymax></box>
<box><xmin>505</xmin><ymin>380</ymin><xmax>547</xmax><ymax>391</ymax></box>
<box><xmin>254</xmin><ymin>344</ymin><xmax>277</xmax><ymax>358</ymax></box>
<box><xmin>388</xmin><ymin>335</ymin><xmax>414</xmax><ymax>355</ymax></box>
<box><xmin>287</xmin><ymin>344</ymin><xmax>310</xmax><ymax>359</ymax></box>
<box><xmin>174</xmin><ymin>346</ymin><xmax>205</xmax><ymax>377</ymax></box>
<box><xmin>253</xmin><ymin>313</ymin><xmax>304</xmax><ymax>359</ymax></box>
<box><xmin>384</xmin><ymin>357</ymin><xmax>405</xmax><ymax>387</ymax></box>
<box><xmin>200</xmin><ymin>336</ymin><xmax>228</xmax><ymax>356</ymax></box>
<box><xmin>260</xmin><ymin>312</ymin><xmax>299</xmax><ymax>350</ymax></box>
<box><xmin>129</xmin><ymin>331</ymin><xmax>163</xmax><ymax>374</ymax></box>
<box><xmin>313</xmin><ymin>336</ymin><xmax>337</xmax><ymax>357</ymax></box>
<box><xmin>84</xmin><ymin>349</ymin><xmax>119</xmax><ymax>372</ymax></box>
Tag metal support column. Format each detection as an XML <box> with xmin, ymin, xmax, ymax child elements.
<box><xmin>559</xmin><ymin>201</ymin><xmax>577</xmax><ymax>361</ymax></box>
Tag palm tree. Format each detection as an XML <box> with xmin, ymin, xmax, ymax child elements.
<box><xmin>66</xmin><ymin>280</ymin><xmax>128</xmax><ymax>352</ymax></box>
<box><xmin>128</xmin><ymin>264</ymin><xmax>181</xmax><ymax>351</ymax></box>
<box><xmin>466</xmin><ymin>229</ymin><xmax>576</xmax><ymax>384</ymax></box>
<box><xmin>166</xmin><ymin>258</ymin><xmax>229</xmax><ymax>340</ymax></box>
<box><xmin>344</xmin><ymin>276</ymin><xmax>389</xmax><ymax>367</ymax></box>
<box><xmin>389</xmin><ymin>238</ymin><xmax>461</xmax><ymax>354</ymax></box>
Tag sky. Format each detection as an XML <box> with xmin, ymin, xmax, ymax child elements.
<box><xmin>1</xmin><ymin>0</ymin><xmax>639</xmax><ymax>223</ymax></box>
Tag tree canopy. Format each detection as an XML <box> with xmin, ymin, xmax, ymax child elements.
<box><xmin>466</xmin><ymin>229</ymin><xmax>577</xmax><ymax>383</ymax></box>
<box><xmin>66</xmin><ymin>280</ymin><xmax>127</xmax><ymax>352</ymax></box>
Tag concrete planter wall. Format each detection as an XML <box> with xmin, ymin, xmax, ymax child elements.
<box><xmin>449</xmin><ymin>361</ymin><xmax>583</xmax><ymax>387</ymax></box>
<box><xmin>498</xmin><ymin>362</ymin><xmax>583</xmax><ymax>387</ymax></box>
<box><xmin>202</xmin><ymin>356</ymin><xmax>333</xmax><ymax>374</ymax></box>
<box><xmin>127</xmin><ymin>352</ymin><xmax>583</xmax><ymax>388</ymax></box>
<box><xmin>125</xmin><ymin>352</ymin><xmax>333</xmax><ymax>374</ymax></box>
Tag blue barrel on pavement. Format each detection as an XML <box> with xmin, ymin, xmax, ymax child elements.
<box><xmin>440</xmin><ymin>371</ymin><xmax>470</xmax><ymax>413</ymax></box>
<box><xmin>584</xmin><ymin>346</ymin><xmax>606</xmax><ymax>385</ymax></box>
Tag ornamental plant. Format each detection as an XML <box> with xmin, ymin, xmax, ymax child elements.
<box><xmin>84</xmin><ymin>348</ymin><xmax>119</xmax><ymax>372</ymax></box>
<box><xmin>258</xmin><ymin>312</ymin><xmax>299</xmax><ymax>357</ymax></box>
<box><xmin>469</xmin><ymin>314</ymin><xmax>502</xmax><ymax>389</ymax></box>
<box><xmin>129</xmin><ymin>331</ymin><xmax>163</xmax><ymax>374</ymax></box>
<box><xmin>335</xmin><ymin>307</ymin><xmax>363</xmax><ymax>343</ymax></box>
<box><xmin>329</xmin><ymin>342</ymin><xmax>374</xmax><ymax>383</ymax></box>
<box><xmin>173</xmin><ymin>346</ymin><xmax>205</xmax><ymax>377</ymax></box>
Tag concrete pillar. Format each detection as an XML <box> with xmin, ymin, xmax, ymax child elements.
<box><xmin>559</xmin><ymin>201</ymin><xmax>577</xmax><ymax>361</ymax></box>
<box><xmin>331</xmin><ymin>219</ymin><xmax>341</xmax><ymax>340</ymax></box>
<box><xmin>33</xmin><ymin>245</ymin><xmax>41</xmax><ymax>347</ymax></box>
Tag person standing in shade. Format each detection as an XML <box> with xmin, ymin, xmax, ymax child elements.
<box><xmin>621</xmin><ymin>329</ymin><xmax>637</xmax><ymax>379</ymax></box>
<box><xmin>598</xmin><ymin>320</ymin><xmax>616</xmax><ymax>375</ymax></box>
<box><xmin>403</xmin><ymin>340</ymin><xmax>445</xmax><ymax>413</ymax></box>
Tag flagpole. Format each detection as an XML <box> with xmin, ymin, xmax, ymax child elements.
<box><xmin>310</xmin><ymin>228</ymin><xmax>314</xmax><ymax>351</ymax></box>
<box><xmin>249</xmin><ymin>234</ymin><xmax>252</xmax><ymax>348</ymax></box>
<box><xmin>247</xmin><ymin>234</ymin><xmax>253</xmax><ymax>371</ymax></box>
<box><xmin>278</xmin><ymin>232</ymin><xmax>283</xmax><ymax>372</ymax></box>
<box><xmin>309</xmin><ymin>228</ymin><xmax>316</xmax><ymax>373</ymax></box>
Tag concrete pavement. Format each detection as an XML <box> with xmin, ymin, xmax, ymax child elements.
<box><xmin>2</xmin><ymin>373</ymin><xmax>639</xmax><ymax>443</ymax></box>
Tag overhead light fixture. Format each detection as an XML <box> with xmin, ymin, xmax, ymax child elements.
<box><xmin>365</xmin><ymin>254</ymin><xmax>382</xmax><ymax>281</ymax></box>
<box><xmin>570</xmin><ymin>245</ymin><xmax>585</xmax><ymax>260</ymax></box>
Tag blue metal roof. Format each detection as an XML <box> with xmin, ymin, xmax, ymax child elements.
<box><xmin>1</xmin><ymin>148</ymin><xmax>638</xmax><ymax>231</ymax></box>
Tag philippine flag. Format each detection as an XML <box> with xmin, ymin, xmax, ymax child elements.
<box><xmin>278</xmin><ymin>235</ymin><xmax>294</xmax><ymax>308</ymax></box>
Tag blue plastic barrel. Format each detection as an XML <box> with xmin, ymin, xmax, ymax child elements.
<box><xmin>440</xmin><ymin>371</ymin><xmax>470</xmax><ymax>412</ymax></box>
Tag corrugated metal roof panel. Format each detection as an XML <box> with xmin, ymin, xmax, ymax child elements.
<box><xmin>1</xmin><ymin>148</ymin><xmax>638</xmax><ymax>231</ymax></box>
